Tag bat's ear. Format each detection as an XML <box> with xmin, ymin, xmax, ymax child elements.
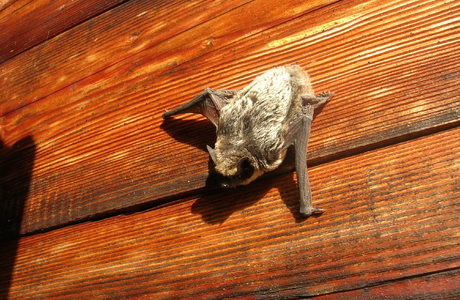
<box><xmin>206</xmin><ymin>145</ymin><xmax>217</xmax><ymax>164</ymax></box>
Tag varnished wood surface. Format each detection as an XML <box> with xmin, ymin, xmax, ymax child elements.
<box><xmin>0</xmin><ymin>0</ymin><xmax>125</xmax><ymax>63</ymax></box>
<box><xmin>0</xmin><ymin>0</ymin><xmax>459</xmax><ymax>235</ymax></box>
<box><xmin>0</xmin><ymin>0</ymin><xmax>459</xmax><ymax>298</ymax></box>
<box><xmin>0</xmin><ymin>0</ymin><xmax>336</xmax><ymax>115</ymax></box>
<box><xmin>1</xmin><ymin>128</ymin><xmax>459</xmax><ymax>298</ymax></box>
<box><xmin>314</xmin><ymin>269</ymin><xmax>460</xmax><ymax>299</ymax></box>
<box><xmin>0</xmin><ymin>0</ymin><xmax>16</xmax><ymax>12</ymax></box>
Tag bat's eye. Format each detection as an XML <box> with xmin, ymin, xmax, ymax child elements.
<box><xmin>238</xmin><ymin>159</ymin><xmax>254</xmax><ymax>180</ymax></box>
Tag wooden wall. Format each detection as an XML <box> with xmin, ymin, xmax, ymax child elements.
<box><xmin>1</xmin><ymin>0</ymin><xmax>459</xmax><ymax>298</ymax></box>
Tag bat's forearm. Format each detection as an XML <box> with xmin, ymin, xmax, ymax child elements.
<box><xmin>296</xmin><ymin>113</ymin><xmax>323</xmax><ymax>216</ymax></box>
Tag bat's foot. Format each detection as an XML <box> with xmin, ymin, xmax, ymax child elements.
<box><xmin>301</xmin><ymin>91</ymin><xmax>334</xmax><ymax>107</ymax></box>
<box><xmin>314</xmin><ymin>91</ymin><xmax>334</xmax><ymax>106</ymax></box>
<box><xmin>300</xmin><ymin>207</ymin><xmax>324</xmax><ymax>216</ymax></box>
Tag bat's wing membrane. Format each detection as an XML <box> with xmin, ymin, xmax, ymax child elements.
<box><xmin>163</xmin><ymin>88</ymin><xmax>237</xmax><ymax>127</ymax></box>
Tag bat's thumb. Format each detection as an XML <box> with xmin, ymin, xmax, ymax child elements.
<box><xmin>206</xmin><ymin>145</ymin><xmax>217</xmax><ymax>164</ymax></box>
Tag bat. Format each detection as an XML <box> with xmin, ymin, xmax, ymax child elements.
<box><xmin>163</xmin><ymin>65</ymin><xmax>333</xmax><ymax>216</ymax></box>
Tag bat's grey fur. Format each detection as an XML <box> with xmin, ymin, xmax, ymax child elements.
<box><xmin>163</xmin><ymin>65</ymin><xmax>333</xmax><ymax>216</ymax></box>
<box><xmin>215</xmin><ymin>66</ymin><xmax>313</xmax><ymax>182</ymax></box>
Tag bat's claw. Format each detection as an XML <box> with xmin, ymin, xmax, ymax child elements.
<box><xmin>315</xmin><ymin>91</ymin><xmax>334</xmax><ymax>105</ymax></box>
<box><xmin>317</xmin><ymin>91</ymin><xmax>334</xmax><ymax>98</ymax></box>
<box><xmin>300</xmin><ymin>207</ymin><xmax>325</xmax><ymax>216</ymax></box>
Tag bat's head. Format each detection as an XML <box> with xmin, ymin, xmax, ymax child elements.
<box><xmin>207</xmin><ymin>144</ymin><xmax>264</xmax><ymax>188</ymax></box>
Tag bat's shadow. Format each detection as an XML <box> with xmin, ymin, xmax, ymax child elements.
<box><xmin>160</xmin><ymin>117</ymin><xmax>216</xmax><ymax>152</ymax></box>
<box><xmin>162</xmin><ymin>118</ymin><xmax>316</xmax><ymax>224</ymax></box>
<box><xmin>191</xmin><ymin>153</ymin><xmax>313</xmax><ymax>224</ymax></box>
<box><xmin>191</xmin><ymin>172</ymin><xmax>274</xmax><ymax>224</ymax></box>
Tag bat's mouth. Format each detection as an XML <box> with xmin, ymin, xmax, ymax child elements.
<box><xmin>218</xmin><ymin>168</ymin><xmax>264</xmax><ymax>189</ymax></box>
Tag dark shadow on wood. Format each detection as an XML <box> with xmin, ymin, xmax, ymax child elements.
<box><xmin>191</xmin><ymin>148</ymin><xmax>313</xmax><ymax>224</ymax></box>
<box><xmin>161</xmin><ymin>116</ymin><xmax>274</xmax><ymax>223</ymax></box>
<box><xmin>191</xmin><ymin>170</ymin><xmax>275</xmax><ymax>224</ymax></box>
<box><xmin>161</xmin><ymin>113</ymin><xmax>327</xmax><ymax>224</ymax></box>
<box><xmin>0</xmin><ymin>136</ymin><xmax>35</xmax><ymax>298</ymax></box>
<box><xmin>160</xmin><ymin>117</ymin><xmax>216</xmax><ymax>152</ymax></box>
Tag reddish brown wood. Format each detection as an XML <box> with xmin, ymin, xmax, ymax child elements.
<box><xmin>314</xmin><ymin>269</ymin><xmax>460</xmax><ymax>299</ymax></box>
<box><xmin>0</xmin><ymin>0</ymin><xmax>458</xmax><ymax>235</ymax></box>
<box><xmin>1</xmin><ymin>128</ymin><xmax>459</xmax><ymax>298</ymax></box>
<box><xmin>0</xmin><ymin>0</ymin><xmax>125</xmax><ymax>63</ymax></box>
<box><xmin>0</xmin><ymin>0</ymin><xmax>17</xmax><ymax>12</ymax></box>
<box><xmin>0</xmin><ymin>0</ymin><xmax>336</xmax><ymax>115</ymax></box>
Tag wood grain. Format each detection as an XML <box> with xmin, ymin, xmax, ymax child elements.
<box><xmin>0</xmin><ymin>0</ymin><xmax>125</xmax><ymax>63</ymax></box>
<box><xmin>0</xmin><ymin>0</ymin><xmax>17</xmax><ymax>12</ymax></box>
<box><xmin>314</xmin><ymin>269</ymin><xmax>460</xmax><ymax>299</ymax></box>
<box><xmin>1</xmin><ymin>127</ymin><xmax>459</xmax><ymax>298</ymax></box>
<box><xmin>0</xmin><ymin>0</ymin><xmax>335</xmax><ymax>115</ymax></box>
<box><xmin>0</xmin><ymin>0</ymin><xmax>459</xmax><ymax>235</ymax></box>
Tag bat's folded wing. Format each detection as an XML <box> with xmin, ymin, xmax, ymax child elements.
<box><xmin>163</xmin><ymin>88</ymin><xmax>237</xmax><ymax>127</ymax></box>
<box><xmin>283</xmin><ymin>92</ymin><xmax>334</xmax><ymax>216</ymax></box>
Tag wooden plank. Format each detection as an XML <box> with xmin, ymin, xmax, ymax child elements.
<box><xmin>0</xmin><ymin>1</ymin><xmax>342</xmax><ymax>237</ymax></box>
<box><xmin>1</xmin><ymin>0</ymin><xmax>459</xmax><ymax>235</ymax></box>
<box><xmin>314</xmin><ymin>269</ymin><xmax>460</xmax><ymax>299</ymax></box>
<box><xmin>1</xmin><ymin>127</ymin><xmax>459</xmax><ymax>298</ymax></box>
<box><xmin>1</xmin><ymin>1</ymin><xmax>460</xmax><ymax>233</ymax></box>
<box><xmin>0</xmin><ymin>0</ymin><xmax>335</xmax><ymax>115</ymax></box>
<box><xmin>0</xmin><ymin>0</ymin><xmax>125</xmax><ymax>63</ymax></box>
